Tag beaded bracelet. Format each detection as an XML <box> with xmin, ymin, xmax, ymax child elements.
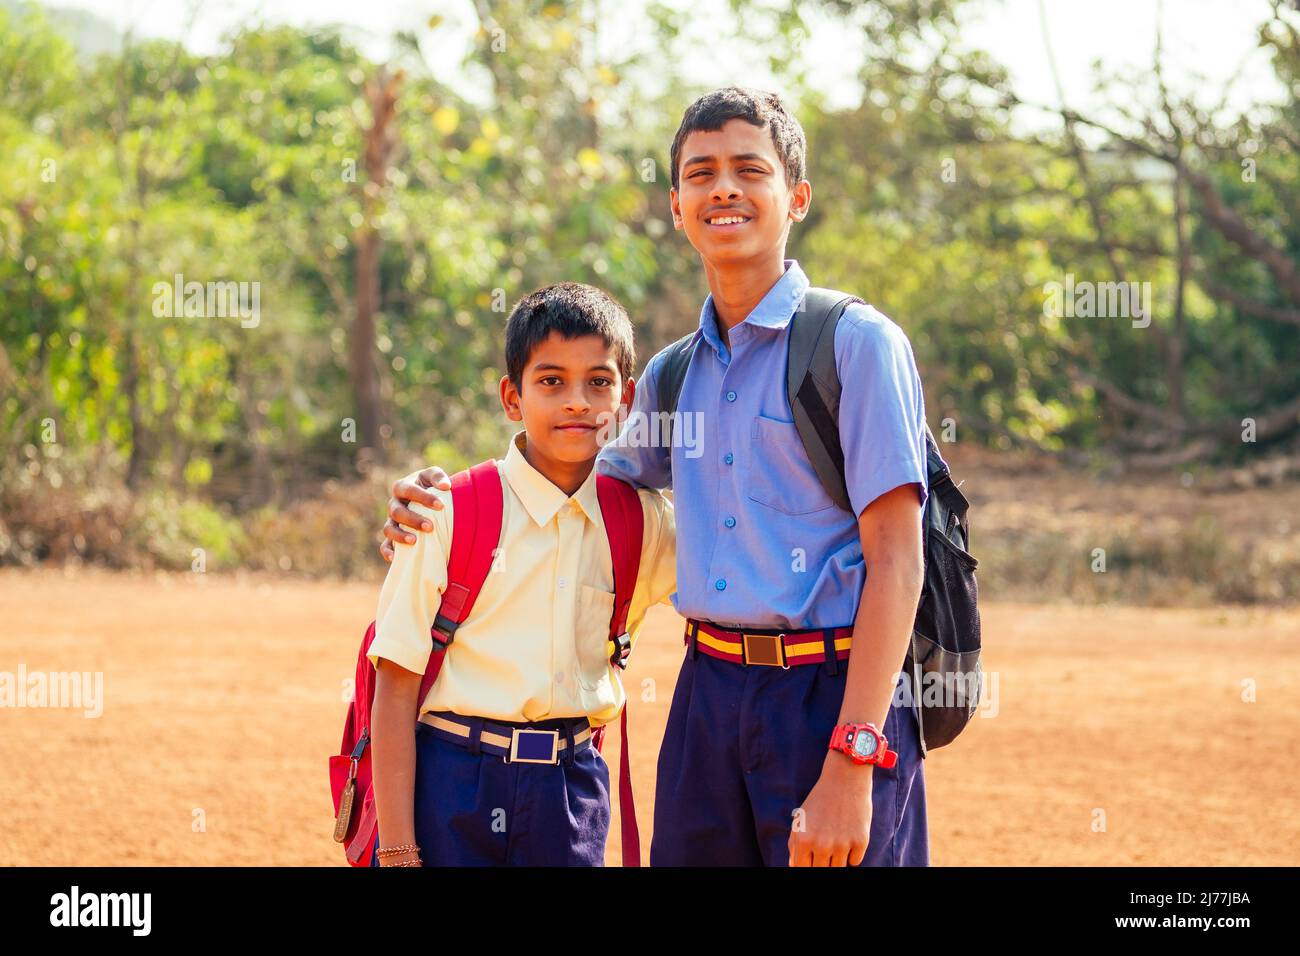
<box><xmin>376</xmin><ymin>843</ymin><xmax>420</xmax><ymax>858</ymax></box>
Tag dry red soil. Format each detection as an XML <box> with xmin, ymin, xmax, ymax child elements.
<box><xmin>1</xmin><ymin>568</ymin><xmax>1296</xmax><ymax>865</ymax></box>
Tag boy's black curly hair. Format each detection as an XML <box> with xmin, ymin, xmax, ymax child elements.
<box><xmin>668</xmin><ymin>86</ymin><xmax>807</xmax><ymax>191</ymax></box>
<box><xmin>505</xmin><ymin>282</ymin><xmax>635</xmax><ymax>391</ymax></box>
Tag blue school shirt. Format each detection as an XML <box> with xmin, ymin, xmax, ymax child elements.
<box><xmin>596</xmin><ymin>259</ymin><xmax>928</xmax><ymax>630</ymax></box>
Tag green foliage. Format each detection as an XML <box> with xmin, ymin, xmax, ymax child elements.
<box><xmin>2</xmin><ymin>0</ymin><xmax>1297</xmax><ymax>598</ymax></box>
<box><xmin>131</xmin><ymin>492</ymin><xmax>246</xmax><ymax>569</ymax></box>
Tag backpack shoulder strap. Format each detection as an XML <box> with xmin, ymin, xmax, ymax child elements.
<box><xmin>595</xmin><ymin>473</ymin><xmax>646</xmax><ymax>867</ymax></box>
<box><xmin>652</xmin><ymin>330</ymin><xmax>703</xmax><ymax>449</ymax></box>
<box><xmin>924</xmin><ymin>426</ymin><xmax>969</xmax><ymax>521</ymax></box>
<box><xmin>787</xmin><ymin>287</ymin><xmax>862</xmax><ymax>513</ymax></box>
<box><xmin>595</xmin><ymin>474</ymin><xmax>644</xmax><ymax>650</ymax></box>
<box><xmin>421</xmin><ymin>459</ymin><xmax>504</xmax><ymax>704</ymax></box>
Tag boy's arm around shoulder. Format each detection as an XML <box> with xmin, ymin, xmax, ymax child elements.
<box><xmin>621</xmin><ymin>487</ymin><xmax>677</xmax><ymax>656</ymax></box>
<box><xmin>596</xmin><ymin>349</ymin><xmax>674</xmax><ymax>491</ymax></box>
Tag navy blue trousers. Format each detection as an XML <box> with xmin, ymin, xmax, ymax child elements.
<box><xmin>370</xmin><ymin>720</ymin><xmax>611</xmax><ymax>866</ymax></box>
<box><xmin>650</xmin><ymin>648</ymin><xmax>929</xmax><ymax>866</ymax></box>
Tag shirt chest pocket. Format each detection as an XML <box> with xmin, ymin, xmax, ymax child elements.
<box><xmin>575</xmin><ymin>584</ymin><xmax>616</xmax><ymax>691</ymax></box>
<box><xmin>746</xmin><ymin>414</ymin><xmax>837</xmax><ymax>516</ymax></box>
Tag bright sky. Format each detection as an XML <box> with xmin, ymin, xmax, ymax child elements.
<box><xmin>49</xmin><ymin>0</ymin><xmax>1287</xmax><ymax>127</ymax></box>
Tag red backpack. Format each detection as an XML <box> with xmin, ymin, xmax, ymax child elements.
<box><xmin>329</xmin><ymin>459</ymin><xmax>645</xmax><ymax>867</ymax></box>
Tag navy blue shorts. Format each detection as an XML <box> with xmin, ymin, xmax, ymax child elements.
<box><xmin>650</xmin><ymin>647</ymin><xmax>929</xmax><ymax>866</ymax></box>
<box><xmin>370</xmin><ymin>718</ymin><xmax>611</xmax><ymax>867</ymax></box>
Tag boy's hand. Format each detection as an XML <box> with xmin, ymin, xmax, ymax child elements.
<box><xmin>788</xmin><ymin>753</ymin><xmax>874</xmax><ymax>866</ymax></box>
<box><xmin>379</xmin><ymin>466</ymin><xmax>452</xmax><ymax>562</ymax></box>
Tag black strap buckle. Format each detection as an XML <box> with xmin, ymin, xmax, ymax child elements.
<box><xmin>431</xmin><ymin>614</ymin><xmax>458</xmax><ymax>650</ymax></box>
<box><xmin>610</xmin><ymin>632</ymin><xmax>632</xmax><ymax>669</ymax></box>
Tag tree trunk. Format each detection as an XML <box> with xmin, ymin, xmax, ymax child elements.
<box><xmin>351</xmin><ymin>227</ymin><xmax>384</xmax><ymax>466</ymax></box>
<box><xmin>349</xmin><ymin>65</ymin><xmax>403</xmax><ymax>468</ymax></box>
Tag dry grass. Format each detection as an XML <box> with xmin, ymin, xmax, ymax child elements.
<box><xmin>945</xmin><ymin>445</ymin><xmax>1300</xmax><ymax>605</ymax></box>
<box><xmin>8</xmin><ymin>444</ymin><xmax>1299</xmax><ymax>604</ymax></box>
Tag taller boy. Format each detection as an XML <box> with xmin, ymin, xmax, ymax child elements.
<box><xmin>385</xmin><ymin>88</ymin><xmax>930</xmax><ymax>866</ymax></box>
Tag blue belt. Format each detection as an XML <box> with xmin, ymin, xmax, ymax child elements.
<box><xmin>418</xmin><ymin>711</ymin><xmax>595</xmax><ymax>765</ymax></box>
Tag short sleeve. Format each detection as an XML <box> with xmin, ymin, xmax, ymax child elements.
<box><xmin>622</xmin><ymin>488</ymin><xmax>678</xmax><ymax>655</ymax></box>
<box><xmin>596</xmin><ymin>348</ymin><xmax>674</xmax><ymax>491</ymax></box>
<box><xmin>834</xmin><ymin>304</ymin><xmax>928</xmax><ymax>518</ymax></box>
<box><xmin>368</xmin><ymin>494</ymin><xmax>453</xmax><ymax>676</ymax></box>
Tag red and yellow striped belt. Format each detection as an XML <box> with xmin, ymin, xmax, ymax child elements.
<box><xmin>684</xmin><ymin>618</ymin><xmax>853</xmax><ymax>668</ymax></box>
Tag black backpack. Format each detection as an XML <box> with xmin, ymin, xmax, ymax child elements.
<box><xmin>654</xmin><ymin>287</ymin><xmax>981</xmax><ymax>755</ymax></box>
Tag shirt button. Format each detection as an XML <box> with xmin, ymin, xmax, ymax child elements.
<box><xmin>723</xmin><ymin>453</ymin><xmax>734</xmax><ymax>465</ymax></box>
<box><xmin>714</xmin><ymin>578</ymin><xmax>727</xmax><ymax>591</ymax></box>
<box><xmin>554</xmin><ymin>671</ymin><xmax>565</xmax><ymax>685</ymax></box>
<box><xmin>558</xmin><ymin>577</ymin><xmax>567</xmax><ymax>590</ymax></box>
<box><xmin>724</xmin><ymin>516</ymin><xmax>736</xmax><ymax>528</ymax></box>
<box><xmin>726</xmin><ymin>390</ymin><xmax>737</xmax><ymax>402</ymax></box>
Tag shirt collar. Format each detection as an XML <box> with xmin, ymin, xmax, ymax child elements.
<box><xmin>502</xmin><ymin>431</ymin><xmax>600</xmax><ymax>527</ymax></box>
<box><xmin>698</xmin><ymin>258</ymin><xmax>810</xmax><ymax>356</ymax></box>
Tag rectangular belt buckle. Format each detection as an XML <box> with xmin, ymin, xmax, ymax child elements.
<box><xmin>742</xmin><ymin>632</ymin><xmax>789</xmax><ymax>668</ymax></box>
<box><xmin>508</xmin><ymin>728</ymin><xmax>560</xmax><ymax>765</ymax></box>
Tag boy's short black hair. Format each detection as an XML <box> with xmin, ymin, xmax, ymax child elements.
<box><xmin>505</xmin><ymin>282</ymin><xmax>635</xmax><ymax>391</ymax></box>
<box><xmin>668</xmin><ymin>86</ymin><xmax>807</xmax><ymax>191</ymax></box>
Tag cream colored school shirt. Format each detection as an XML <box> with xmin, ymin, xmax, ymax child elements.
<box><xmin>368</xmin><ymin>430</ymin><xmax>677</xmax><ymax>726</ymax></box>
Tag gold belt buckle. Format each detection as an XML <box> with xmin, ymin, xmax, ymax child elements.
<box><xmin>742</xmin><ymin>632</ymin><xmax>789</xmax><ymax>668</ymax></box>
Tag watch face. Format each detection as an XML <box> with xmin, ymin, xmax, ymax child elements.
<box><xmin>852</xmin><ymin>729</ymin><xmax>878</xmax><ymax>758</ymax></box>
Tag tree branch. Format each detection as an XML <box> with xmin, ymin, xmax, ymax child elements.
<box><xmin>1181</xmin><ymin>162</ymin><xmax>1300</xmax><ymax>305</ymax></box>
<box><xmin>1200</xmin><ymin>280</ymin><xmax>1300</xmax><ymax>326</ymax></box>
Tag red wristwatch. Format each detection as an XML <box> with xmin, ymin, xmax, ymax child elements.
<box><xmin>829</xmin><ymin>722</ymin><xmax>897</xmax><ymax>768</ymax></box>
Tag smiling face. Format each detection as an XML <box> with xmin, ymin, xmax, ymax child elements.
<box><xmin>500</xmin><ymin>331</ymin><xmax>634</xmax><ymax>474</ymax></box>
<box><xmin>670</xmin><ymin>117</ymin><xmax>811</xmax><ymax>267</ymax></box>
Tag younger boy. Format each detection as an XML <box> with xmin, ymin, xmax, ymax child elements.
<box><xmin>368</xmin><ymin>282</ymin><xmax>675</xmax><ymax>866</ymax></box>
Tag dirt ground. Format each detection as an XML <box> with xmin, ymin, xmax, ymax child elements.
<box><xmin>1</xmin><ymin>567</ymin><xmax>1297</xmax><ymax>866</ymax></box>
